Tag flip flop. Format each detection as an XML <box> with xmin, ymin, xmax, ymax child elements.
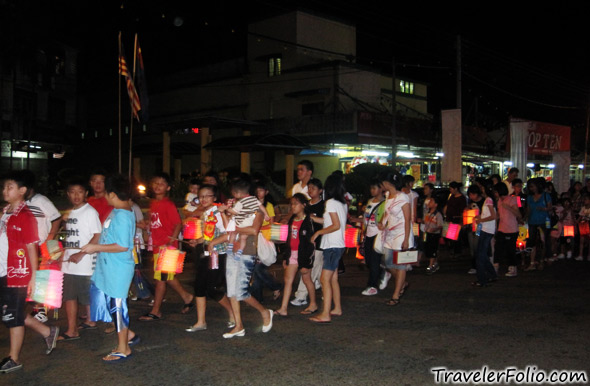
<box><xmin>309</xmin><ymin>317</ymin><xmax>331</xmax><ymax>324</ymax></box>
<box><xmin>58</xmin><ymin>333</ymin><xmax>80</xmax><ymax>341</ymax></box>
<box><xmin>78</xmin><ymin>323</ymin><xmax>97</xmax><ymax>330</ymax></box>
<box><xmin>274</xmin><ymin>310</ymin><xmax>288</xmax><ymax>317</ymax></box>
<box><xmin>128</xmin><ymin>335</ymin><xmax>141</xmax><ymax>346</ymax></box>
<box><xmin>180</xmin><ymin>300</ymin><xmax>195</xmax><ymax>314</ymax></box>
<box><xmin>300</xmin><ymin>308</ymin><xmax>318</xmax><ymax>315</ymax></box>
<box><xmin>103</xmin><ymin>352</ymin><xmax>132</xmax><ymax>363</ymax></box>
<box><xmin>139</xmin><ymin>313</ymin><xmax>162</xmax><ymax>321</ymax></box>
<box><xmin>385</xmin><ymin>298</ymin><xmax>400</xmax><ymax>306</ymax></box>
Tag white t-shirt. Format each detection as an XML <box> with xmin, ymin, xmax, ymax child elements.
<box><xmin>183</xmin><ymin>192</ymin><xmax>199</xmax><ymax>212</ymax></box>
<box><xmin>61</xmin><ymin>203</ymin><xmax>102</xmax><ymax>276</ymax></box>
<box><xmin>320</xmin><ymin>199</ymin><xmax>348</xmax><ymax>249</ymax></box>
<box><xmin>291</xmin><ymin>181</ymin><xmax>310</xmax><ymax>199</ymax></box>
<box><xmin>0</xmin><ymin>213</ymin><xmax>9</xmax><ymax>277</ymax></box>
<box><xmin>480</xmin><ymin>197</ymin><xmax>496</xmax><ymax>235</ymax></box>
<box><xmin>363</xmin><ymin>199</ymin><xmax>384</xmax><ymax>238</ymax></box>
<box><xmin>382</xmin><ymin>192</ymin><xmax>414</xmax><ymax>250</ymax></box>
<box><xmin>26</xmin><ymin>193</ymin><xmax>61</xmax><ymax>244</ymax></box>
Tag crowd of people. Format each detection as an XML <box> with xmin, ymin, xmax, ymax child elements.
<box><xmin>1</xmin><ymin>163</ymin><xmax>588</xmax><ymax>372</ymax></box>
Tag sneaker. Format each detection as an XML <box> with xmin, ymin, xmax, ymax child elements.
<box><xmin>431</xmin><ymin>263</ymin><xmax>440</xmax><ymax>273</ymax></box>
<box><xmin>505</xmin><ymin>266</ymin><xmax>517</xmax><ymax>277</ymax></box>
<box><xmin>566</xmin><ymin>251</ymin><xmax>572</xmax><ymax>259</ymax></box>
<box><xmin>361</xmin><ymin>287</ymin><xmax>378</xmax><ymax>296</ymax></box>
<box><xmin>290</xmin><ymin>298</ymin><xmax>308</xmax><ymax>307</ymax></box>
<box><xmin>556</xmin><ymin>253</ymin><xmax>565</xmax><ymax>259</ymax></box>
<box><xmin>379</xmin><ymin>271</ymin><xmax>392</xmax><ymax>290</ymax></box>
<box><xmin>33</xmin><ymin>310</ymin><xmax>48</xmax><ymax>323</ymax></box>
<box><xmin>44</xmin><ymin>326</ymin><xmax>59</xmax><ymax>355</ymax></box>
<box><xmin>0</xmin><ymin>357</ymin><xmax>22</xmax><ymax>374</ymax></box>
<box><xmin>575</xmin><ymin>256</ymin><xmax>584</xmax><ymax>261</ymax></box>
<box><xmin>467</xmin><ymin>268</ymin><xmax>477</xmax><ymax>275</ymax></box>
<box><xmin>314</xmin><ymin>280</ymin><xmax>321</xmax><ymax>290</ymax></box>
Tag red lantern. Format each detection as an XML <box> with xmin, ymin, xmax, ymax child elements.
<box><xmin>563</xmin><ymin>225</ymin><xmax>575</xmax><ymax>237</ymax></box>
<box><xmin>345</xmin><ymin>226</ymin><xmax>360</xmax><ymax>248</ymax></box>
<box><xmin>156</xmin><ymin>246</ymin><xmax>187</xmax><ymax>274</ymax></box>
<box><xmin>463</xmin><ymin>209</ymin><xmax>479</xmax><ymax>225</ymax></box>
<box><xmin>445</xmin><ymin>223</ymin><xmax>460</xmax><ymax>240</ymax></box>
<box><xmin>579</xmin><ymin>222</ymin><xmax>590</xmax><ymax>236</ymax></box>
<box><xmin>183</xmin><ymin>218</ymin><xmax>203</xmax><ymax>239</ymax></box>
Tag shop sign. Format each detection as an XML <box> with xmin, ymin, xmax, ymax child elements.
<box><xmin>527</xmin><ymin>122</ymin><xmax>570</xmax><ymax>155</ymax></box>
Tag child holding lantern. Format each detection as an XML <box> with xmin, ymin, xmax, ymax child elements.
<box><xmin>80</xmin><ymin>174</ymin><xmax>139</xmax><ymax>363</ymax></box>
<box><xmin>139</xmin><ymin>173</ymin><xmax>194</xmax><ymax>321</ymax></box>
<box><xmin>0</xmin><ymin>170</ymin><xmax>60</xmax><ymax>373</ymax></box>
<box><xmin>185</xmin><ymin>184</ymin><xmax>236</xmax><ymax>332</ymax></box>
<box><xmin>423</xmin><ymin>196</ymin><xmax>444</xmax><ymax>274</ymax></box>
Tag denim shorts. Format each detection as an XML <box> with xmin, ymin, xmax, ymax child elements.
<box><xmin>225</xmin><ymin>251</ymin><xmax>256</xmax><ymax>301</ymax></box>
<box><xmin>382</xmin><ymin>248</ymin><xmax>411</xmax><ymax>271</ymax></box>
<box><xmin>322</xmin><ymin>248</ymin><xmax>344</xmax><ymax>271</ymax></box>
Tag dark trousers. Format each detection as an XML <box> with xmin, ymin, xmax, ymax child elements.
<box><xmin>495</xmin><ymin>231</ymin><xmax>518</xmax><ymax>266</ymax></box>
<box><xmin>364</xmin><ymin>235</ymin><xmax>383</xmax><ymax>288</ymax></box>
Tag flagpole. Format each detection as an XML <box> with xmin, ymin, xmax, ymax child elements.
<box><xmin>129</xmin><ymin>33</ymin><xmax>138</xmax><ymax>179</ymax></box>
<box><xmin>118</xmin><ymin>32</ymin><xmax>122</xmax><ymax>174</ymax></box>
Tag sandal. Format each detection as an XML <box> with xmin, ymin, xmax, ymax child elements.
<box><xmin>138</xmin><ymin>313</ymin><xmax>162</xmax><ymax>321</ymax></box>
<box><xmin>385</xmin><ymin>298</ymin><xmax>400</xmax><ymax>306</ymax></box>
<box><xmin>399</xmin><ymin>282</ymin><xmax>410</xmax><ymax>297</ymax></box>
<box><xmin>272</xmin><ymin>290</ymin><xmax>281</xmax><ymax>301</ymax></box>
<box><xmin>103</xmin><ymin>352</ymin><xmax>132</xmax><ymax>363</ymax></box>
<box><xmin>274</xmin><ymin>310</ymin><xmax>288</xmax><ymax>317</ymax></box>
<box><xmin>300</xmin><ymin>308</ymin><xmax>318</xmax><ymax>315</ymax></box>
<box><xmin>181</xmin><ymin>299</ymin><xmax>195</xmax><ymax>314</ymax></box>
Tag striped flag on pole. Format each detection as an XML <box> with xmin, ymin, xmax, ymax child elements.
<box><xmin>119</xmin><ymin>48</ymin><xmax>141</xmax><ymax>121</ymax></box>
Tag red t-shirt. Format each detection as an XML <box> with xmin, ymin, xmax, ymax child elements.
<box><xmin>289</xmin><ymin>219</ymin><xmax>303</xmax><ymax>252</ymax></box>
<box><xmin>88</xmin><ymin>196</ymin><xmax>113</xmax><ymax>224</ymax></box>
<box><xmin>3</xmin><ymin>203</ymin><xmax>39</xmax><ymax>287</ymax></box>
<box><xmin>150</xmin><ymin>197</ymin><xmax>181</xmax><ymax>249</ymax></box>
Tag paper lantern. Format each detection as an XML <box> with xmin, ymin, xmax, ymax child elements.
<box><xmin>30</xmin><ymin>270</ymin><xmax>63</xmax><ymax>308</ymax></box>
<box><xmin>516</xmin><ymin>239</ymin><xmax>526</xmax><ymax>250</ymax></box>
<box><xmin>355</xmin><ymin>247</ymin><xmax>363</xmax><ymax>260</ymax></box>
<box><xmin>40</xmin><ymin>240</ymin><xmax>63</xmax><ymax>262</ymax></box>
<box><xmin>412</xmin><ymin>223</ymin><xmax>420</xmax><ymax>236</ymax></box>
<box><xmin>345</xmin><ymin>226</ymin><xmax>360</xmax><ymax>248</ymax></box>
<box><xmin>183</xmin><ymin>218</ymin><xmax>203</xmax><ymax>239</ymax></box>
<box><xmin>445</xmin><ymin>223</ymin><xmax>460</xmax><ymax>240</ymax></box>
<box><xmin>463</xmin><ymin>209</ymin><xmax>479</xmax><ymax>226</ymax></box>
<box><xmin>579</xmin><ymin>222</ymin><xmax>590</xmax><ymax>236</ymax></box>
<box><xmin>270</xmin><ymin>223</ymin><xmax>288</xmax><ymax>242</ymax></box>
<box><xmin>156</xmin><ymin>246</ymin><xmax>187</xmax><ymax>274</ymax></box>
<box><xmin>563</xmin><ymin>225</ymin><xmax>575</xmax><ymax>237</ymax></box>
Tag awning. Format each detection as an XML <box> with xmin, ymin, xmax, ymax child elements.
<box><xmin>204</xmin><ymin>133</ymin><xmax>309</xmax><ymax>152</ymax></box>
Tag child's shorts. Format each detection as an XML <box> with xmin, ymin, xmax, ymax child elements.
<box><xmin>90</xmin><ymin>283</ymin><xmax>129</xmax><ymax>332</ymax></box>
<box><xmin>153</xmin><ymin>251</ymin><xmax>176</xmax><ymax>281</ymax></box>
<box><xmin>63</xmin><ymin>274</ymin><xmax>92</xmax><ymax>305</ymax></box>
<box><xmin>0</xmin><ymin>276</ymin><xmax>27</xmax><ymax>328</ymax></box>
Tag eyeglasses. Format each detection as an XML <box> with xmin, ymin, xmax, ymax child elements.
<box><xmin>198</xmin><ymin>194</ymin><xmax>215</xmax><ymax>200</ymax></box>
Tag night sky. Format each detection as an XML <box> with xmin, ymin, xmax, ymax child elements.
<box><xmin>5</xmin><ymin>1</ymin><xmax>590</xmax><ymax>142</ymax></box>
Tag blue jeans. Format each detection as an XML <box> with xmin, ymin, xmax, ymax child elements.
<box><xmin>225</xmin><ymin>251</ymin><xmax>256</xmax><ymax>301</ymax></box>
<box><xmin>476</xmin><ymin>231</ymin><xmax>497</xmax><ymax>285</ymax></box>
<box><xmin>322</xmin><ymin>248</ymin><xmax>344</xmax><ymax>271</ymax></box>
<box><xmin>249</xmin><ymin>262</ymin><xmax>282</xmax><ymax>303</ymax></box>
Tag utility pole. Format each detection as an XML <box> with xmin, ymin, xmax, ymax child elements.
<box><xmin>456</xmin><ymin>35</ymin><xmax>462</xmax><ymax>110</ymax></box>
<box><xmin>391</xmin><ymin>57</ymin><xmax>397</xmax><ymax>168</ymax></box>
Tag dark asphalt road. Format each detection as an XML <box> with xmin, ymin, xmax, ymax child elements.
<box><xmin>2</xmin><ymin>247</ymin><xmax>589</xmax><ymax>386</ymax></box>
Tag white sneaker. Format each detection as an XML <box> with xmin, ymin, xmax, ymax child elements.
<box><xmin>290</xmin><ymin>298</ymin><xmax>308</xmax><ymax>307</ymax></box>
<box><xmin>314</xmin><ymin>280</ymin><xmax>321</xmax><ymax>290</ymax></box>
<box><xmin>361</xmin><ymin>287</ymin><xmax>378</xmax><ymax>296</ymax></box>
<box><xmin>556</xmin><ymin>253</ymin><xmax>565</xmax><ymax>259</ymax></box>
<box><xmin>566</xmin><ymin>251</ymin><xmax>572</xmax><ymax>259</ymax></box>
<box><xmin>505</xmin><ymin>266</ymin><xmax>517</xmax><ymax>277</ymax></box>
<box><xmin>467</xmin><ymin>268</ymin><xmax>477</xmax><ymax>275</ymax></box>
<box><xmin>379</xmin><ymin>271</ymin><xmax>392</xmax><ymax>290</ymax></box>
<box><xmin>575</xmin><ymin>256</ymin><xmax>584</xmax><ymax>261</ymax></box>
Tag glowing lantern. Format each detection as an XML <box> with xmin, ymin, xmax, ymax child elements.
<box><xmin>579</xmin><ymin>222</ymin><xmax>590</xmax><ymax>236</ymax></box>
<box><xmin>40</xmin><ymin>240</ymin><xmax>63</xmax><ymax>262</ymax></box>
<box><xmin>156</xmin><ymin>246</ymin><xmax>187</xmax><ymax>274</ymax></box>
<box><xmin>518</xmin><ymin>225</ymin><xmax>529</xmax><ymax>241</ymax></box>
<box><xmin>30</xmin><ymin>270</ymin><xmax>64</xmax><ymax>308</ymax></box>
<box><xmin>270</xmin><ymin>223</ymin><xmax>288</xmax><ymax>242</ymax></box>
<box><xmin>463</xmin><ymin>209</ymin><xmax>479</xmax><ymax>226</ymax></box>
<box><xmin>516</xmin><ymin>239</ymin><xmax>526</xmax><ymax>250</ymax></box>
<box><xmin>183</xmin><ymin>218</ymin><xmax>203</xmax><ymax>239</ymax></box>
<box><xmin>563</xmin><ymin>225</ymin><xmax>575</xmax><ymax>237</ymax></box>
<box><xmin>445</xmin><ymin>223</ymin><xmax>460</xmax><ymax>240</ymax></box>
<box><xmin>345</xmin><ymin>226</ymin><xmax>360</xmax><ymax>248</ymax></box>
<box><xmin>412</xmin><ymin>223</ymin><xmax>420</xmax><ymax>236</ymax></box>
<box><xmin>355</xmin><ymin>247</ymin><xmax>364</xmax><ymax>260</ymax></box>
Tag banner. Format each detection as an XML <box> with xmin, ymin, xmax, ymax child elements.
<box><xmin>527</xmin><ymin>121</ymin><xmax>570</xmax><ymax>155</ymax></box>
<box><xmin>441</xmin><ymin>109</ymin><xmax>462</xmax><ymax>183</ymax></box>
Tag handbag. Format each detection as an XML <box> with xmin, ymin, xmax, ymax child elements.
<box><xmin>257</xmin><ymin>232</ymin><xmax>277</xmax><ymax>266</ymax></box>
<box><xmin>373</xmin><ymin>230</ymin><xmax>384</xmax><ymax>254</ymax></box>
<box><xmin>393</xmin><ymin>249</ymin><xmax>419</xmax><ymax>264</ymax></box>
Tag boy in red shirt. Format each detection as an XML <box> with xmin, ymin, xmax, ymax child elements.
<box><xmin>87</xmin><ymin>170</ymin><xmax>114</xmax><ymax>224</ymax></box>
<box><xmin>0</xmin><ymin>171</ymin><xmax>59</xmax><ymax>373</ymax></box>
<box><xmin>139</xmin><ymin>173</ymin><xmax>194</xmax><ymax>321</ymax></box>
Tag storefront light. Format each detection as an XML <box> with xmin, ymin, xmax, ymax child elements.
<box><xmin>435</xmin><ymin>152</ymin><xmax>444</xmax><ymax>157</ymax></box>
<box><xmin>578</xmin><ymin>164</ymin><xmax>584</xmax><ymax>169</ymax></box>
<box><xmin>396</xmin><ymin>151</ymin><xmax>414</xmax><ymax>158</ymax></box>
<box><xmin>330</xmin><ymin>149</ymin><xmax>347</xmax><ymax>154</ymax></box>
<box><xmin>526</xmin><ymin>163</ymin><xmax>535</xmax><ymax>168</ymax></box>
<box><xmin>363</xmin><ymin>150</ymin><xmax>389</xmax><ymax>157</ymax></box>
<box><xmin>504</xmin><ymin>161</ymin><xmax>513</xmax><ymax>166</ymax></box>
<box><xmin>547</xmin><ymin>164</ymin><xmax>555</xmax><ymax>169</ymax></box>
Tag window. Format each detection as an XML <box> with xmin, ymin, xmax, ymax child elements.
<box><xmin>268</xmin><ymin>57</ymin><xmax>281</xmax><ymax>77</ymax></box>
<box><xmin>400</xmin><ymin>80</ymin><xmax>414</xmax><ymax>95</ymax></box>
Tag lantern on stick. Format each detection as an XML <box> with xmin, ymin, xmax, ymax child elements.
<box><xmin>563</xmin><ymin>225</ymin><xmax>575</xmax><ymax>237</ymax></box>
<box><xmin>463</xmin><ymin>209</ymin><xmax>479</xmax><ymax>226</ymax></box>
<box><xmin>270</xmin><ymin>223</ymin><xmax>288</xmax><ymax>242</ymax></box>
<box><xmin>183</xmin><ymin>218</ymin><xmax>203</xmax><ymax>239</ymax></box>
<box><xmin>156</xmin><ymin>246</ymin><xmax>187</xmax><ymax>274</ymax></box>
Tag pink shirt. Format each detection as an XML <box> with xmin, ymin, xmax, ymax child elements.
<box><xmin>498</xmin><ymin>196</ymin><xmax>519</xmax><ymax>234</ymax></box>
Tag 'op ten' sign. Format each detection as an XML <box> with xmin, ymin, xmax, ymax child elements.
<box><xmin>527</xmin><ymin>122</ymin><xmax>570</xmax><ymax>156</ymax></box>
